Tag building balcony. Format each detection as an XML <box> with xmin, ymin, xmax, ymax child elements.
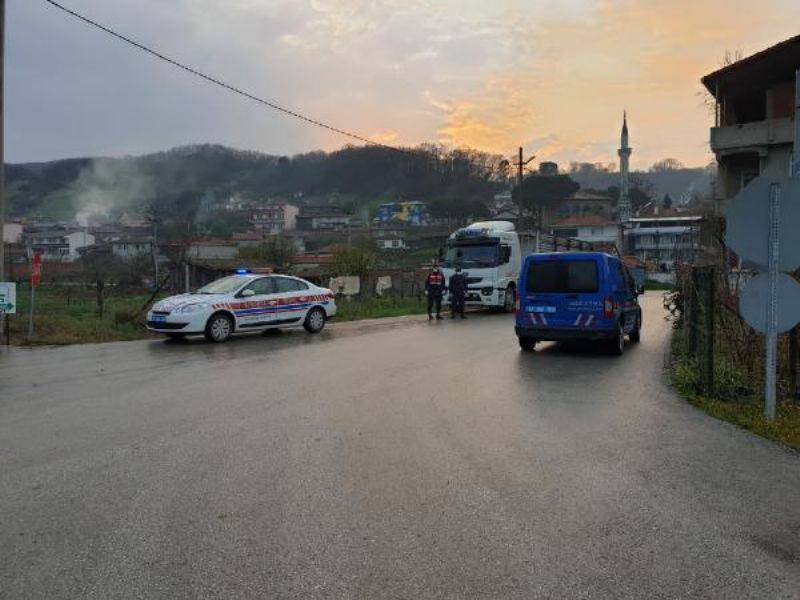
<box><xmin>710</xmin><ymin>117</ymin><xmax>794</xmax><ymax>155</ymax></box>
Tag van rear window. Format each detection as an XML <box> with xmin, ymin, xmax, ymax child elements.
<box><xmin>526</xmin><ymin>260</ymin><xmax>599</xmax><ymax>294</ymax></box>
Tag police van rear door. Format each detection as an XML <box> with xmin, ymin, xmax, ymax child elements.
<box><xmin>524</xmin><ymin>256</ymin><xmax>602</xmax><ymax>328</ymax></box>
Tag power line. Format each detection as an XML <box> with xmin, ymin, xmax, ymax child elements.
<box><xmin>42</xmin><ymin>0</ymin><xmax>402</xmax><ymax>152</ymax></box>
<box><xmin>41</xmin><ymin>0</ymin><xmax>510</xmax><ymax>180</ymax></box>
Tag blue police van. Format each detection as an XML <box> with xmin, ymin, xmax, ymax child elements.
<box><xmin>514</xmin><ymin>252</ymin><xmax>643</xmax><ymax>355</ymax></box>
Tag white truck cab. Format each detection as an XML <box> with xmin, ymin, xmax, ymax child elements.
<box><xmin>440</xmin><ymin>221</ymin><xmax>535</xmax><ymax>312</ymax></box>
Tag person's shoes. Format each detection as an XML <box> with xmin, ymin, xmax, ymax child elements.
<box><xmin>428</xmin><ymin>314</ymin><xmax>433</xmax><ymax>321</ymax></box>
<box><xmin>436</xmin><ymin>314</ymin><xmax>443</xmax><ymax>320</ymax></box>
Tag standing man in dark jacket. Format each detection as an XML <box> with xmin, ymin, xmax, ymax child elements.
<box><xmin>448</xmin><ymin>267</ymin><xmax>468</xmax><ymax>319</ymax></box>
<box><xmin>425</xmin><ymin>264</ymin><xmax>446</xmax><ymax>320</ymax></box>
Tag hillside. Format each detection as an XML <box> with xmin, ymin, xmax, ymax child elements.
<box><xmin>6</xmin><ymin>144</ymin><xmax>714</xmax><ymax>226</ymax></box>
<box><xmin>5</xmin><ymin>144</ymin><xmax>503</xmax><ymax>223</ymax></box>
<box><xmin>568</xmin><ymin>162</ymin><xmax>715</xmax><ymax>205</ymax></box>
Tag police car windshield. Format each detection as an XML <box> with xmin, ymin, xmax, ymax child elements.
<box><xmin>442</xmin><ymin>244</ymin><xmax>499</xmax><ymax>268</ymax></box>
<box><xmin>196</xmin><ymin>276</ymin><xmax>248</xmax><ymax>295</ymax></box>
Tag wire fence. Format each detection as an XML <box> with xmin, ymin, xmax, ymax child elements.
<box><xmin>674</xmin><ymin>264</ymin><xmax>800</xmax><ymax>404</ymax></box>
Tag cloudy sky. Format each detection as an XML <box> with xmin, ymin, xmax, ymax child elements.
<box><xmin>8</xmin><ymin>0</ymin><xmax>800</xmax><ymax>168</ymax></box>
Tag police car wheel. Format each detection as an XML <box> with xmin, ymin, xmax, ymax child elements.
<box><xmin>304</xmin><ymin>307</ymin><xmax>326</xmax><ymax>334</ymax></box>
<box><xmin>518</xmin><ymin>336</ymin><xmax>537</xmax><ymax>351</ymax></box>
<box><xmin>205</xmin><ymin>313</ymin><xmax>234</xmax><ymax>343</ymax></box>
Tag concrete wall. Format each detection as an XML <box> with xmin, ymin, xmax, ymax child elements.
<box><xmin>188</xmin><ymin>244</ymin><xmax>238</xmax><ymax>260</ymax></box>
<box><xmin>710</xmin><ymin>117</ymin><xmax>793</xmax><ymax>153</ymax></box>
<box><xmin>3</xmin><ymin>223</ymin><xmax>23</xmax><ymax>244</ymax></box>
<box><xmin>575</xmin><ymin>225</ymin><xmax>618</xmax><ymax>243</ymax></box>
<box><xmin>65</xmin><ymin>231</ymin><xmax>95</xmax><ymax>261</ymax></box>
<box><xmin>284</xmin><ymin>204</ymin><xmax>299</xmax><ymax>231</ymax></box>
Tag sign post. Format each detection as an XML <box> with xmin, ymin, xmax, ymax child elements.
<box><xmin>0</xmin><ymin>280</ymin><xmax>14</xmax><ymax>345</ymax></box>
<box><xmin>727</xmin><ymin>178</ymin><xmax>800</xmax><ymax>419</ymax></box>
<box><xmin>765</xmin><ymin>184</ymin><xmax>781</xmax><ymax>419</ymax></box>
<box><xmin>28</xmin><ymin>252</ymin><xmax>42</xmax><ymax>338</ymax></box>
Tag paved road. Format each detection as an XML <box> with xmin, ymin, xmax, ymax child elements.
<box><xmin>2</xmin><ymin>295</ymin><xmax>799</xmax><ymax>599</ymax></box>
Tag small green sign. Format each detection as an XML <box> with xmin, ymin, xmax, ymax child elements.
<box><xmin>0</xmin><ymin>282</ymin><xmax>17</xmax><ymax>315</ymax></box>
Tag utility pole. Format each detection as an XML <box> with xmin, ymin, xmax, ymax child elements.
<box><xmin>0</xmin><ymin>1</ymin><xmax>6</xmax><ymax>341</ymax></box>
<box><xmin>791</xmin><ymin>69</ymin><xmax>800</xmax><ymax>404</ymax></box>
<box><xmin>0</xmin><ymin>0</ymin><xmax>5</xmax><ymax>283</ymax></box>
<box><xmin>513</xmin><ymin>147</ymin><xmax>536</xmax><ymax>231</ymax></box>
<box><xmin>151</xmin><ymin>217</ymin><xmax>159</xmax><ymax>285</ymax></box>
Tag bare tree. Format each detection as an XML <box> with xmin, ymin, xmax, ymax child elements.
<box><xmin>79</xmin><ymin>247</ymin><xmax>126</xmax><ymax>317</ymax></box>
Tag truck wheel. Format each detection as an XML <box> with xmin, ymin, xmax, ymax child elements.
<box><xmin>518</xmin><ymin>337</ymin><xmax>537</xmax><ymax>351</ymax></box>
<box><xmin>504</xmin><ymin>286</ymin><xmax>516</xmax><ymax>313</ymax></box>
<box><xmin>304</xmin><ymin>307</ymin><xmax>326</xmax><ymax>334</ymax></box>
<box><xmin>205</xmin><ymin>313</ymin><xmax>234</xmax><ymax>343</ymax></box>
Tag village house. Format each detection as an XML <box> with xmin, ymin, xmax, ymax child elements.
<box><xmin>624</xmin><ymin>214</ymin><xmax>704</xmax><ymax>270</ymax></box>
<box><xmin>550</xmin><ymin>214</ymin><xmax>619</xmax><ymax>244</ymax></box>
<box><xmin>295</xmin><ymin>205</ymin><xmax>352</xmax><ymax>231</ymax></box>
<box><xmin>249</xmin><ymin>202</ymin><xmax>299</xmax><ymax>234</ymax></box>
<box><xmin>186</xmin><ymin>238</ymin><xmax>239</xmax><ymax>261</ymax></box>
<box><xmin>24</xmin><ymin>227</ymin><xmax>95</xmax><ymax>262</ymax></box>
<box><xmin>702</xmin><ymin>33</ymin><xmax>800</xmax><ymax>204</ymax></box>
<box><xmin>553</xmin><ymin>191</ymin><xmax>615</xmax><ymax>222</ymax></box>
<box><xmin>109</xmin><ymin>236</ymin><xmax>154</xmax><ymax>260</ymax></box>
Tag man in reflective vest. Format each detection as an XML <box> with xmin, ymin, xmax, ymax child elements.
<box><xmin>425</xmin><ymin>264</ymin><xmax>446</xmax><ymax>320</ymax></box>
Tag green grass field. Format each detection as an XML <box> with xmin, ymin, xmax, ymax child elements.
<box><xmin>334</xmin><ymin>295</ymin><xmax>427</xmax><ymax>322</ymax></box>
<box><xmin>643</xmin><ymin>279</ymin><xmax>674</xmax><ymax>291</ymax></box>
<box><xmin>2</xmin><ymin>284</ymin><xmax>428</xmax><ymax>345</ymax></box>
<box><xmin>3</xmin><ymin>284</ymin><xmax>164</xmax><ymax>345</ymax></box>
<box><xmin>671</xmin><ymin>332</ymin><xmax>800</xmax><ymax>452</ymax></box>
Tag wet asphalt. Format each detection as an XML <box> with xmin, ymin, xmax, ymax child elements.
<box><xmin>1</xmin><ymin>295</ymin><xmax>800</xmax><ymax>599</ymax></box>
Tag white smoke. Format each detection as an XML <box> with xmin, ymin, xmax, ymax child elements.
<box><xmin>70</xmin><ymin>157</ymin><xmax>156</xmax><ymax>225</ymax></box>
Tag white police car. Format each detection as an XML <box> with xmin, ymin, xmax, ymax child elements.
<box><xmin>147</xmin><ymin>271</ymin><xmax>336</xmax><ymax>342</ymax></box>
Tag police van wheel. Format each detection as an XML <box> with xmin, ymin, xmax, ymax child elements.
<box><xmin>205</xmin><ymin>313</ymin><xmax>234</xmax><ymax>343</ymax></box>
<box><xmin>304</xmin><ymin>307</ymin><xmax>326</xmax><ymax>334</ymax></box>
<box><xmin>504</xmin><ymin>286</ymin><xmax>516</xmax><ymax>313</ymax></box>
<box><xmin>518</xmin><ymin>337</ymin><xmax>537</xmax><ymax>351</ymax></box>
<box><xmin>608</xmin><ymin>322</ymin><xmax>625</xmax><ymax>356</ymax></box>
<box><xmin>630</xmin><ymin>314</ymin><xmax>642</xmax><ymax>343</ymax></box>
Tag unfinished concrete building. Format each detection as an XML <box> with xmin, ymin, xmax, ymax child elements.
<box><xmin>702</xmin><ymin>34</ymin><xmax>799</xmax><ymax>203</ymax></box>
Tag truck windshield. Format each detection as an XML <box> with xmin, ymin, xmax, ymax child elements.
<box><xmin>527</xmin><ymin>260</ymin><xmax>599</xmax><ymax>294</ymax></box>
<box><xmin>443</xmin><ymin>244</ymin><xmax>500</xmax><ymax>268</ymax></box>
<box><xmin>196</xmin><ymin>276</ymin><xmax>248</xmax><ymax>295</ymax></box>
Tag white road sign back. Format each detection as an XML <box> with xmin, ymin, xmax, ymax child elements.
<box><xmin>739</xmin><ymin>273</ymin><xmax>800</xmax><ymax>334</ymax></box>
<box><xmin>725</xmin><ymin>177</ymin><xmax>800</xmax><ymax>272</ymax></box>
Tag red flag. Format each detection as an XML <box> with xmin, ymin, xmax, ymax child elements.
<box><xmin>31</xmin><ymin>253</ymin><xmax>43</xmax><ymax>288</ymax></box>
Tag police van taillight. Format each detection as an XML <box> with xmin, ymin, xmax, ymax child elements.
<box><xmin>603</xmin><ymin>296</ymin><xmax>615</xmax><ymax>318</ymax></box>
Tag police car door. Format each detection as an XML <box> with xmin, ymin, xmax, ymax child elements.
<box><xmin>234</xmin><ymin>276</ymin><xmax>277</xmax><ymax>330</ymax></box>
<box><xmin>273</xmin><ymin>277</ymin><xmax>311</xmax><ymax>326</ymax></box>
